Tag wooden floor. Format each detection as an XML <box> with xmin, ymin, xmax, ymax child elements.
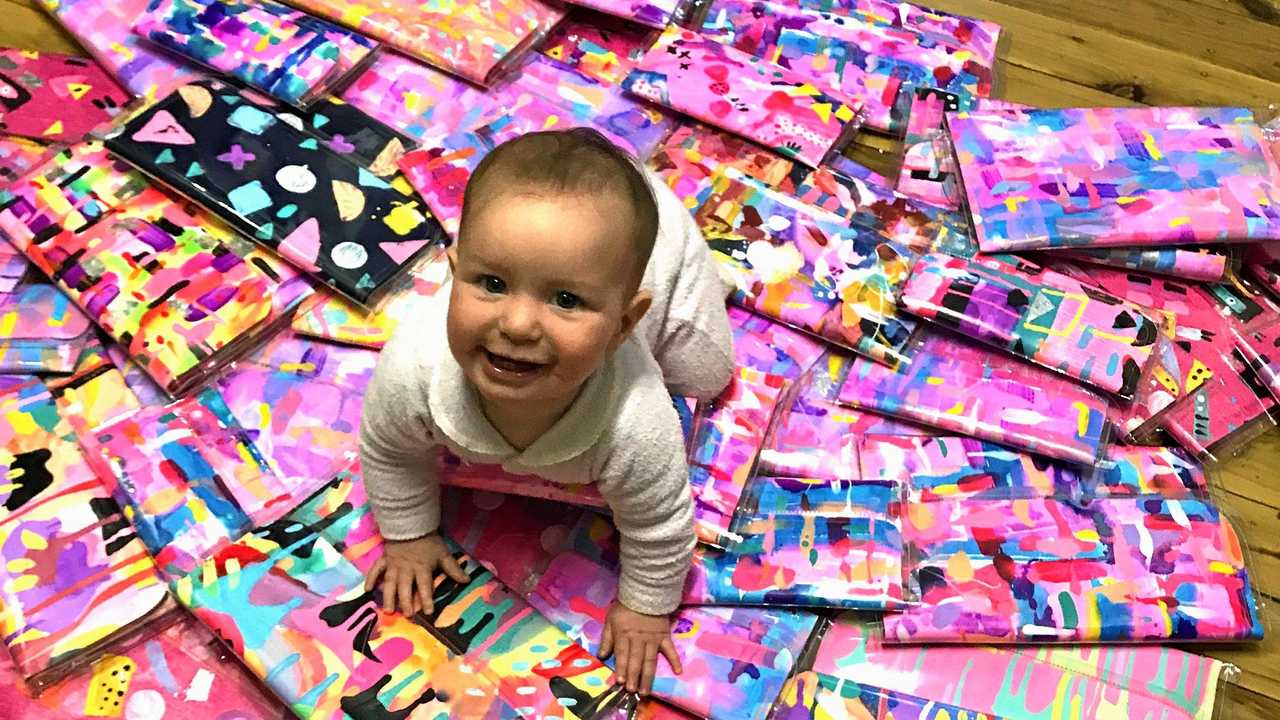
<box><xmin>6</xmin><ymin>0</ymin><xmax>1280</xmax><ymax>716</ymax></box>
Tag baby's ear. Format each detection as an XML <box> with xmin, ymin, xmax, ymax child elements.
<box><xmin>612</xmin><ymin>290</ymin><xmax>652</xmax><ymax>351</ymax></box>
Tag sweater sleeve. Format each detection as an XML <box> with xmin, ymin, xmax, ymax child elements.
<box><xmin>594</xmin><ymin>394</ymin><xmax>697</xmax><ymax>615</ymax></box>
<box><xmin>648</xmin><ymin>173</ymin><xmax>736</xmax><ymax>401</ymax></box>
<box><xmin>359</xmin><ymin>329</ymin><xmax>442</xmax><ymax>541</ymax></box>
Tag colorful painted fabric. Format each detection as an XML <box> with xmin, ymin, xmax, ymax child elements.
<box><xmin>811</xmin><ymin>614</ymin><xmax>1228</xmax><ymax>720</ymax></box>
<box><xmin>0</xmin><ymin>613</ymin><xmax>286</xmax><ymax>720</ymax></box>
<box><xmin>398</xmin><ymin>55</ymin><xmax>675</xmax><ymax>237</ymax></box>
<box><xmin>0</xmin><ymin>242</ymin><xmax>29</xmax><ymax>293</ymax></box>
<box><xmin>106</xmin><ymin>80</ymin><xmax>447</xmax><ymax>308</ymax></box>
<box><xmin>289</xmin><ymin>95</ymin><xmax>416</xmax><ymax>179</ymax></box>
<box><xmin>699</xmin><ymin>167</ymin><xmax>918</xmax><ymax>364</ymax></box>
<box><xmin>1056</xmin><ymin>246</ymin><xmax>1231</xmax><ymax>282</ymax></box>
<box><xmin>650</xmin><ymin>122</ymin><xmax>959</xmax><ymax>256</ymax></box>
<box><xmin>887</xmin><ymin>493</ymin><xmax>1262</xmax><ymax>643</ymax></box>
<box><xmin>837</xmin><ymin>331</ymin><xmax>1112</xmax><ymax>464</ymax></box>
<box><xmin>687</xmin><ymin>367</ymin><xmax>788</xmax><ymax>546</ymax></box>
<box><xmin>696</xmin><ymin>0</ymin><xmax>995</xmax><ymax>133</ymax></box>
<box><xmin>728</xmin><ymin>305</ymin><xmax>826</xmax><ymax>380</ymax></box>
<box><xmin>174</xmin><ymin>530</ymin><xmax>524</xmax><ymax>719</ymax></box>
<box><xmin>895</xmin><ymin>89</ymin><xmax>1021</xmax><ymax>208</ymax></box>
<box><xmin>0</xmin><ymin>49</ymin><xmax>128</xmax><ymax>141</ymax></box>
<box><xmin>0</xmin><ymin>144</ymin><xmax>315</xmax><ymax>396</ymax></box>
<box><xmin>279</xmin><ymin>463</ymin><xmax>385</xmax><ymax>575</ymax></box>
<box><xmin>691</xmin><ymin>478</ymin><xmax>905</xmax><ymax>608</ymax></box>
<box><xmin>1091</xmin><ymin>443</ymin><xmax>1208</xmax><ymax>499</ymax></box>
<box><xmin>0</xmin><ymin>137</ymin><xmax>56</xmax><ymax>184</ymax></box>
<box><xmin>47</xmin><ymin>342</ymin><xmax>150</xmax><ymax>442</ymax></box>
<box><xmin>86</xmin><ymin>390</ymin><xmax>260</xmax><ymax>578</ymax></box>
<box><xmin>778</xmin><ymin>0</ymin><xmax>1002</xmax><ymax>68</ymax></box>
<box><xmin>438</xmin><ymin>450</ymin><xmax>609</xmax><ymax>509</ymax></box>
<box><xmin>900</xmin><ymin>252</ymin><xmax>1160</xmax><ymax>398</ymax></box>
<box><xmin>292</xmin><ymin>248</ymin><xmax>449</xmax><ymax>347</ymax></box>
<box><xmin>772</xmin><ymin>671</ymin><xmax>1005</xmax><ymax>720</ymax></box>
<box><xmin>215</xmin><ymin>331</ymin><xmax>376</xmax><ymax>519</ymax></box>
<box><xmin>1159</xmin><ymin>346</ymin><xmax>1277</xmax><ymax>460</ymax></box>
<box><xmin>568</xmin><ymin>0</ymin><xmax>682</xmax><ymax>27</ymax></box>
<box><xmin>283</xmin><ymin>0</ymin><xmax>564</xmax><ymax>86</ymax></box>
<box><xmin>623</xmin><ymin>26</ymin><xmax>861</xmax><ymax>167</ymax></box>
<box><xmin>1234</xmin><ymin>321</ymin><xmax>1280</xmax><ymax>407</ymax></box>
<box><xmin>38</xmin><ymin>0</ymin><xmax>197</xmax><ymax>100</ymax></box>
<box><xmin>950</xmin><ymin>106</ymin><xmax>1280</xmax><ymax>252</ymax></box>
<box><xmin>1244</xmin><ymin>241</ymin><xmax>1280</xmax><ymax>297</ymax></box>
<box><xmin>0</xmin><ymin>283</ymin><xmax>94</xmax><ymax>374</ymax></box>
<box><xmin>542</xmin><ymin>10</ymin><xmax>657</xmax><ymax>85</ymax></box>
<box><xmin>134</xmin><ymin>0</ymin><xmax>377</xmax><ymax>108</ymax></box>
<box><xmin>0</xmin><ymin>377</ymin><xmax>170</xmax><ymax>685</ymax></box>
<box><xmin>528</xmin><ymin>550</ymin><xmax>819</xmax><ymax>720</ymax></box>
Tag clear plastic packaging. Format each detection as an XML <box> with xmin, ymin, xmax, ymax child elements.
<box><xmin>837</xmin><ymin>329</ymin><xmax>1113</xmax><ymax>465</ymax></box>
<box><xmin>106</xmin><ymin>79</ymin><xmax>448</xmax><ymax>309</ymax></box>
<box><xmin>899</xmin><ymin>251</ymin><xmax>1161</xmax><ymax>399</ymax></box>
<box><xmin>133</xmin><ymin>0</ymin><xmax>381</xmax><ymax>109</ymax></box>
<box><xmin>1055</xmin><ymin>245</ymin><xmax>1234</xmax><ymax>282</ymax></box>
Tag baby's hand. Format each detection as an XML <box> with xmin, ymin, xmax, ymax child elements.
<box><xmin>598</xmin><ymin>602</ymin><xmax>683</xmax><ymax>695</ymax></box>
<box><xmin>363</xmin><ymin>532</ymin><xmax>470</xmax><ymax>615</ymax></box>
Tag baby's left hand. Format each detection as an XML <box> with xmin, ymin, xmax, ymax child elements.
<box><xmin>598</xmin><ymin>601</ymin><xmax>683</xmax><ymax>695</ymax></box>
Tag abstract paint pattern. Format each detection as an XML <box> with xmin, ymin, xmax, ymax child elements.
<box><xmin>0</xmin><ymin>144</ymin><xmax>315</xmax><ymax>396</ymax></box>
<box><xmin>859</xmin><ymin>434</ymin><xmax>1081</xmax><ymax>502</ymax></box>
<box><xmin>439</xmin><ymin>450</ymin><xmax>609</xmax><ymax>509</ymax></box>
<box><xmin>699</xmin><ymin>167</ymin><xmax>918</xmax><ymax>364</ymax></box>
<box><xmin>887</xmin><ymin>494</ymin><xmax>1262</xmax><ymax>643</ymax></box>
<box><xmin>785</xmin><ymin>0</ymin><xmax>1003</xmax><ymax>67</ymax></box>
<box><xmin>567</xmin><ymin>0</ymin><xmax>682</xmax><ymax>27</ymax></box>
<box><xmin>810</xmin><ymin>614</ymin><xmax>1228</xmax><ymax>720</ymax></box>
<box><xmin>107</xmin><ymin>80</ymin><xmax>447</xmax><ymax>308</ymax></box>
<box><xmin>837</xmin><ymin>331</ymin><xmax>1111</xmax><ymax>464</ymax></box>
<box><xmin>215</xmin><ymin>331</ymin><xmax>376</xmax><ymax>519</ymax></box>
<box><xmin>696</xmin><ymin>0</ymin><xmax>996</xmax><ymax>133</ymax></box>
<box><xmin>688</xmin><ymin>368</ymin><xmax>788</xmax><ymax>546</ymax></box>
<box><xmin>38</xmin><ymin>0</ymin><xmax>197</xmax><ymax>100</ymax></box>
<box><xmin>86</xmin><ymin>390</ymin><xmax>263</xmax><ymax>578</ymax></box>
<box><xmin>728</xmin><ymin>305</ymin><xmax>826</xmax><ymax>381</ymax></box>
<box><xmin>623</xmin><ymin>26</ymin><xmax>861</xmax><ymax>167</ymax></box>
<box><xmin>134</xmin><ymin>0</ymin><xmax>379</xmax><ymax>107</ymax></box>
<box><xmin>1244</xmin><ymin>241</ymin><xmax>1280</xmax><ymax>297</ymax></box>
<box><xmin>174</xmin><ymin>530</ymin><xmax>522</xmax><ymax>719</ymax></box>
<box><xmin>0</xmin><ymin>137</ymin><xmax>56</xmax><ymax>184</ymax></box>
<box><xmin>950</xmin><ymin>106</ymin><xmax>1280</xmax><ymax>252</ymax></box>
<box><xmin>772</xmin><ymin>671</ymin><xmax>1004</xmax><ymax>720</ymax></box>
<box><xmin>1056</xmin><ymin>245</ymin><xmax>1231</xmax><ymax>282</ymax></box>
<box><xmin>284</xmin><ymin>0</ymin><xmax>564</xmax><ymax>86</ymax></box>
<box><xmin>529</xmin><ymin>550</ymin><xmax>819</xmax><ymax>720</ymax></box>
<box><xmin>542</xmin><ymin>10</ymin><xmax>657</xmax><ymax>85</ymax></box>
<box><xmin>896</xmin><ymin>89</ymin><xmax>1021</xmax><ymax>208</ymax></box>
<box><xmin>0</xmin><ymin>614</ymin><xmax>285</xmax><ymax>720</ymax></box>
<box><xmin>292</xmin><ymin>248</ymin><xmax>449</xmax><ymax>348</ymax></box>
<box><xmin>1234</xmin><ymin>321</ymin><xmax>1280</xmax><ymax>407</ymax></box>
<box><xmin>0</xmin><ymin>283</ymin><xmax>94</xmax><ymax>374</ymax></box>
<box><xmin>47</xmin><ymin>342</ymin><xmax>150</xmax><ymax>442</ymax></box>
<box><xmin>900</xmin><ymin>252</ymin><xmax>1160</xmax><ymax>398</ymax></box>
<box><xmin>691</xmin><ymin>477</ymin><xmax>905</xmax><ymax>609</ymax></box>
<box><xmin>0</xmin><ymin>49</ymin><xmax>128</xmax><ymax>141</ymax></box>
<box><xmin>0</xmin><ymin>377</ymin><xmax>171</xmax><ymax>685</ymax></box>
<box><xmin>759</xmin><ymin>400</ymin><xmax>871</xmax><ymax>480</ymax></box>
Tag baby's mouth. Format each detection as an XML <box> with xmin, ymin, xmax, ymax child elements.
<box><xmin>484</xmin><ymin>349</ymin><xmax>545</xmax><ymax>376</ymax></box>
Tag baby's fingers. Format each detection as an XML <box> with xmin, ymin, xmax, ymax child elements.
<box><xmin>380</xmin><ymin>566</ymin><xmax>400</xmax><ymax>612</ymax></box>
<box><xmin>639</xmin><ymin>642</ymin><xmax>657</xmax><ymax>695</ymax></box>
<box><xmin>658</xmin><ymin>637</ymin><xmax>683</xmax><ymax>675</ymax></box>
<box><xmin>396</xmin><ymin>568</ymin><xmax>416</xmax><ymax>616</ymax></box>
<box><xmin>415</xmin><ymin>565</ymin><xmax>435</xmax><ymax>616</ymax></box>
<box><xmin>598</xmin><ymin>622</ymin><xmax>614</xmax><ymax>661</ymax></box>
<box><xmin>364</xmin><ymin>557</ymin><xmax>387</xmax><ymax>593</ymax></box>
<box><xmin>439</xmin><ymin>552</ymin><xmax>470</xmax><ymax>584</ymax></box>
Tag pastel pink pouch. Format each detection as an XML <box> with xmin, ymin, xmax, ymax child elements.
<box><xmin>283</xmin><ymin>0</ymin><xmax>564</xmax><ymax>86</ymax></box>
<box><xmin>623</xmin><ymin>26</ymin><xmax>862</xmax><ymax>167</ymax></box>
<box><xmin>0</xmin><ymin>49</ymin><xmax>129</xmax><ymax>142</ymax></box>
<box><xmin>1056</xmin><ymin>245</ymin><xmax>1232</xmax><ymax>281</ymax></box>
<box><xmin>899</xmin><ymin>252</ymin><xmax>1160</xmax><ymax>398</ymax></box>
<box><xmin>811</xmin><ymin>614</ymin><xmax>1230</xmax><ymax>720</ymax></box>
<box><xmin>951</xmin><ymin>106</ymin><xmax>1280</xmax><ymax>252</ymax></box>
<box><xmin>38</xmin><ymin>0</ymin><xmax>197</xmax><ymax>99</ymax></box>
<box><xmin>837</xmin><ymin>330</ymin><xmax>1112</xmax><ymax>465</ymax></box>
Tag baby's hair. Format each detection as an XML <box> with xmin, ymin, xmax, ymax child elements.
<box><xmin>459</xmin><ymin>128</ymin><xmax>660</xmax><ymax>287</ymax></box>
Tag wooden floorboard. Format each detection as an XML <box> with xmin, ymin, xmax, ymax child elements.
<box><xmin>4</xmin><ymin>0</ymin><xmax>1280</xmax><ymax>716</ymax></box>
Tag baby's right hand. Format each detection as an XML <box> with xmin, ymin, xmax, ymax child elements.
<box><xmin>364</xmin><ymin>532</ymin><xmax>471</xmax><ymax>616</ymax></box>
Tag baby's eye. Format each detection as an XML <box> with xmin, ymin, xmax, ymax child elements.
<box><xmin>480</xmin><ymin>275</ymin><xmax>505</xmax><ymax>294</ymax></box>
<box><xmin>553</xmin><ymin>291</ymin><xmax>582</xmax><ymax>310</ymax></box>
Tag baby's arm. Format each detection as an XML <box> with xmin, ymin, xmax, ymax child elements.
<box><xmin>647</xmin><ymin>173</ymin><xmax>735</xmax><ymax>401</ymax></box>
<box><xmin>359</xmin><ymin>329</ymin><xmax>469</xmax><ymax>614</ymax></box>
<box><xmin>593</xmin><ymin>403</ymin><xmax>696</xmax><ymax>693</ymax></box>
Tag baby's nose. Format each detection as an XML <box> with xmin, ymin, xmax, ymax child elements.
<box><xmin>498</xmin><ymin>296</ymin><xmax>543</xmax><ymax>341</ymax></box>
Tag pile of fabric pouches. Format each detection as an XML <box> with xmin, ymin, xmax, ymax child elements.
<box><xmin>0</xmin><ymin>0</ymin><xmax>1276</xmax><ymax>716</ymax></box>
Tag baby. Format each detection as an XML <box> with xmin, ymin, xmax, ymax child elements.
<box><xmin>359</xmin><ymin>128</ymin><xmax>734</xmax><ymax>694</ymax></box>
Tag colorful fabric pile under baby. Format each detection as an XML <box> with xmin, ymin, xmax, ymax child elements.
<box><xmin>1</xmin><ymin>0</ymin><xmax>1279</xmax><ymax>718</ymax></box>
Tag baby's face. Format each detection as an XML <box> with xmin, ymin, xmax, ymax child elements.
<box><xmin>446</xmin><ymin>192</ymin><xmax>647</xmax><ymax>410</ymax></box>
